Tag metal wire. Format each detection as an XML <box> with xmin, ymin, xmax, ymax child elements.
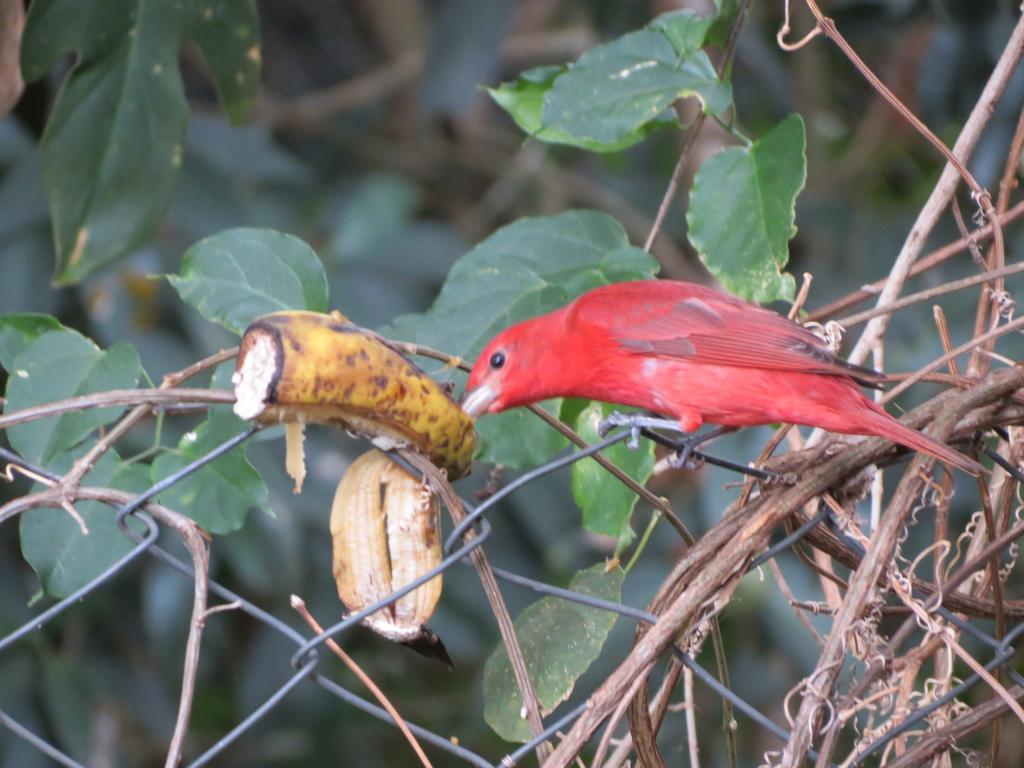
<box><xmin>1</xmin><ymin>422</ymin><xmax>1022</xmax><ymax>767</ymax></box>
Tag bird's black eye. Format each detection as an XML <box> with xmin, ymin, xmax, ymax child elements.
<box><xmin>489</xmin><ymin>351</ymin><xmax>506</xmax><ymax>370</ymax></box>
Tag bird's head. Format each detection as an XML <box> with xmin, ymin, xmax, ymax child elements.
<box><xmin>462</xmin><ymin>315</ymin><xmax>566</xmax><ymax>417</ymax></box>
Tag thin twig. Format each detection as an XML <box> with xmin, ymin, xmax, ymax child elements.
<box><xmin>832</xmin><ymin>13</ymin><xmax>1024</xmax><ymax>366</ymax></box>
<box><xmin>544</xmin><ymin>369</ymin><xmax>1024</xmax><ymax>767</ymax></box>
<box><xmin>798</xmin><ymin>1</ymin><xmax>1003</xmax><ymax>241</ymax></box>
<box><xmin>782</xmin><ymin>420</ymin><xmax>959</xmax><ymax>765</ymax></box>
<box><xmin>970</xmin><ymin>100</ymin><xmax>1024</xmax><ymax>377</ymax></box>
<box><xmin>396</xmin><ymin>449</ymin><xmax>551</xmax><ymax>762</ymax></box>
<box><xmin>0</xmin><ymin>484</ymin><xmax>213</xmax><ymax>768</ymax></box>
<box><xmin>0</xmin><ymin>388</ymin><xmax>233</xmax><ymax>431</ymax></box>
<box><xmin>684</xmin><ymin>665</ymin><xmax>700</xmax><ymax>768</ymax></box>
<box><xmin>885</xmin><ymin>686</ymin><xmax>1024</xmax><ymax>768</ymax></box>
<box><xmin>788</xmin><ymin>273</ymin><xmax>814</xmax><ymax>320</ymax></box>
<box><xmin>834</xmin><ymin>261</ymin><xmax>1024</xmax><ymax>328</ymax></box>
<box><xmin>61</xmin><ymin>349</ymin><xmax>239</xmax><ymax>493</ymax></box>
<box><xmin>290</xmin><ymin>596</ymin><xmax>434</xmax><ymax>768</ymax></box>
<box><xmin>932</xmin><ymin>306</ymin><xmax>959</xmax><ymax>378</ymax></box>
<box><xmin>768</xmin><ymin>558</ymin><xmax>823</xmax><ymax>645</ymax></box>
<box><xmin>807</xmin><ymin>199</ymin><xmax>1024</xmax><ymax>322</ymax></box>
<box><xmin>591</xmin><ymin>674</ymin><xmax>647</xmax><ymax>768</ymax></box>
<box><xmin>166</xmin><ymin>521</ymin><xmax>209</xmax><ymax>768</ymax></box>
<box><xmin>882</xmin><ymin>313</ymin><xmax>1024</xmax><ymax>403</ymax></box>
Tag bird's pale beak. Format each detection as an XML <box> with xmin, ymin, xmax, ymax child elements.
<box><xmin>461</xmin><ymin>383</ymin><xmax>498</xmax><ymax>417</ymax></box>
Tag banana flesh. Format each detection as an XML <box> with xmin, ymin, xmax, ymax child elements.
<box><xmin>331</xmin><ymin>450</ymin><xmax>442</xmax><ymax>642</ymax></box>
<box><xmin>232</xmin><ymin>311</ymin><xmax>475</xmax><ymax>479</ymax></box>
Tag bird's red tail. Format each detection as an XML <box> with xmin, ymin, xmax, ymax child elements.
<box><xmin>859</xmin><ymin>404</ymin><xmax>982</xmax><ymax>475</ymax></box>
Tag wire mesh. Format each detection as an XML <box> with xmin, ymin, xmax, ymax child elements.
<box><xmin>1</xmin><ymin>411</ymin><xmax>1022</xmax><ymax>767</ymax></box>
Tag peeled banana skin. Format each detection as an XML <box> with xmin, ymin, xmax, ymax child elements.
<box><xmin>233</xmin><ymin>311</ymin><xmax>475</xmax><ymax>478</ymax></box>
<box><xmin>331</xmin><ymin>450</ymin><xmax>444</xmax><ymax>648</ymax></box>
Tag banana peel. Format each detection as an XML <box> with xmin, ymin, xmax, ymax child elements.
<box><xmin>232</xmin><ymin>311</ymin><xmax>475</xmax><ymax>482</ymax></box>
<box><xmin>331</xmin><ymin>449</ymin><xmax>451</xmax><ymax>664</ymax></box>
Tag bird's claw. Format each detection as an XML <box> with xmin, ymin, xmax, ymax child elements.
<box><xmin>598</xmin><ymin>412</ymin><xmax>680</xmax><ymax>436</ymax></box>
<box><xmin>597</xmin><ymin>410</ymin><xmax>627</xmax><ymax>438</ymax></box>
<box><xmin>668</xmin><ymin>443</ymin><xmax>705</xmax><ymax>470</ymax></box>
<box><xmin>598</xmin><ymin>412</ymin><xmax>681</xmax><ymax>451</ymax></box>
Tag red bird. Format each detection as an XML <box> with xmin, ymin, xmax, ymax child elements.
<box><xmin>461</xmin><ymin>280</ymin><xmax>980</xmax><ymax>474</ymax></box>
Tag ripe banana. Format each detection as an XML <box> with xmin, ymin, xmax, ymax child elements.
<box><xmin>331</xmin><ymin>450</ymin><xmax>444</xmax><ymax>649</ymax></box>
<box><xmin>232</xmin><ymin>311</ymin><xmax>475</xmax><ymax>479</ymax></box>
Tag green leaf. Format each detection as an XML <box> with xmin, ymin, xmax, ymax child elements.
<box><xmin>20</xmin><ymin>0</ymin><xmax>261</xmax><ymax>284</ymax></box>
<box><xmin>474</xmin><ymin>400</ymin><xmax>568</xmax><ymax>469</ymax></box>
<box><xmin>0</xmin><ymin>313</ymin><xmax>64</xmax><ymax>371</ymax></box>
<box><xmin>187</xmin><ymin>1</ymin><xmax>261</xmax><ymax>123</ymax></box>
<box><xmin>487</xmin><ymin>66</ymin><xmax>677</xmax><ymax>153</ymax></box>
<box><xmin>571</xmin><ymin>403</ymin><xmax>653</xmax><ymax>540</ymax></box>
<box><xmin>20</xmin><ymin>449</ymin><xmax>150</xmax><ymax>598</ymax></box>
<box><xmin>541</xmin><ymin>22</ymin><xmax>731</xmax><ymax>146</ymax></box>
<box><xmin>5</xmin><ymin>330</ymin><xmax>142</xmax><ymax>465</ymax></box>
<box><xmin>483</xmin><ymin>564</ymin><xmax>624</xmax><ymax>742</ymax></box>
<box><xmin>687</xmin><ymin>114</ymin><xmax>806</xmax><ymax>303</ymax></box>
<box><xmin>383</xmin><ymin>210</ymin><xmax>658</xmax><ymax>468</ymax></box>
<box><xmin>150</xmin><ymin>363</ymin><xmax>268</xmax><ymax>533</ymax></box>
<box><xmin>169</xmin><ymin>227</ymin><xmax>329</xmax><ymax>335</ymax></box>
<box><xmin>650</xmin><ymin>10</ymin><xmax>715</xmax><ymax>57</ymax></box>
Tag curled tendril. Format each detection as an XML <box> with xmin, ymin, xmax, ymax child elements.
<box><xmin>804</xmin><ymin>320</ymin><xmax>846</xmax><ymax>352</ymax></box>
<box><xmin>990</xmin><ymin>288</ymin><xmax>1016</xmax><ymax>320</ymax></box>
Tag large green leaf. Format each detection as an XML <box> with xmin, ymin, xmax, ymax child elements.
<box><xmin>0</xmin><ymin>313</ymin><xmax>63</xmax><ymax>370</ymax></box>
<box><xmin>687</xmin><ymin>114</ymin><xmax>806</xmax><ymax>303</ymax></box>
<box><xmin>650</xmin><ymin>10</ymin><xmax>716</xmax><ymax>57</ymax></box>
<box><xmin>188</xmin><ymin>1</ymin><xmax>262</xmax><ymax>123</ymax></box>
<box><xmin>383</xmin><ymin>210</ymin><xmax>658</xmax><ymax>468</ymax></box>
<box><xmin>571</xmin><ymin>403</ymin><xmax>654</xmax><ymax>540</ymax></box>
<box><xmin>20</xmin><ymin>0</ymin><xmax>261</xmax><ymax>284</ymax></box>
<box><xmin>541</xmin><ymin>15</ymin><xmax>731</xmax><ymax>147</ymax></box>
<box><xmin>5</xmin><ymin>330</ymin><xmax>142</xmax><ymax>465</ymax></box>
<box><xmin>483</xmin><ymin>564</ymin><xmax>623</xmax><ymax>742</ymax></box>
<box><xmin>150</xmin><ymin>363</ymin><xmax>268</xmax><ymax>533</ymax></box>
<box><xmin>488</xmin><ymin>66</ymin><xmax>677</xmax><ymax>153</ymax></box>
<box><xmin>169</xmin><ymin>227</ymin><xmax>329</xmax><ymax>335</ymax></box>
<box><xmin>20</xmin><ymin>449</ymin><xmax>150</xmax><ymax>598</ymax></box>
<box><xmin>474</xmin><ymin>400</ymin><xmax>568</xmax><ymax>471</ymax></box>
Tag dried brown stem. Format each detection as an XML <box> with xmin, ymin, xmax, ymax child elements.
<box><xmin>544</xmin><ymin>368</ymin><xmax>1024</xmax><ymax>767</ymax></box>
<box><xmin>396</xmin><ymin>449</ymin><xmax>551</xmax><ymax>762</ymax></box>
<box><xmin>830</xmin><ymin>13</ymin><xmax>1024</xmax><ymax>366</ymax></box>
<box><xmin>970</xmin><ymin>101</ymin><xmax>1024</xmax><ymax>377</ymax></box>
<box><xmin>0</xmin><ymin>485</ymin><xmax>211</xmax><ymax>768</ymax></box>
<box><xmin>166</xmin><ymin>520</ymin><xmax>209</xmax><ymax>768</ymax></box>
<box><xmin>884</xmin><ymin>686</ymin><xmax>1024</xmax><ymax>768</ymax></box>
<box><xmin>834</xmin><ymin>261</ymin><xmax>1024</xmax><ymax>329</ymax></box>
<box><xmin>782</xmin><ymin>387</ymin><xmax>978</xmax><ymax>765</ymax></box>
<box><xmin>0</xmin><ymin>388</ymin><xmax>233</xmax><ymax>431</ymax></box>
<box><xmin>882</xmin><ymin>313</ymin><xmax>1024</xmax><ymax>403</ymax></box>
<box><xmin>290</xmin><ymin>596</ymin><xmax>433</xmax><ymax>768</ymax></box>
<box><xmin>61</xmin><ymin>349</ymin><xmax>239</xmax><ymax>493</ymax></box>
<box><xmin>807</xmin><ymin>200</ymin><xmax>1024</xmax><ymax>322</ymax></box>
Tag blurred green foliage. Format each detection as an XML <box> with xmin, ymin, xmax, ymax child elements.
<box><xmin>1</xmin><ymin>0</ymin><xmax>1022</xmax><ymax>766</ymax></box>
